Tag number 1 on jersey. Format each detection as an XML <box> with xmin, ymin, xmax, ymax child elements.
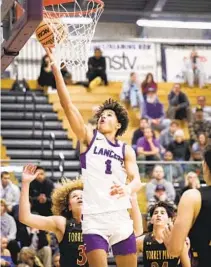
<box><xmin>105</xmin><ymin>159</ymin><xmax>112</xmax><ymax>174</ymax></box>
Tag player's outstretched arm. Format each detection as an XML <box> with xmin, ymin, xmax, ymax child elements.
<box><xmin>179</xmin><ymin>239</ymin><xmax>191</xmax><ymax>267</ymax></box>
<box><xmin>124</xmin><ymin>145</ymin><xmax>142</xmax><ymax>193</ymax></box>
<box><xmin>110</xmin><ymin>146</ymin><xmax>142</xmax><ymax>197</ymax></box>
<box><xmin>130</xmin><ymin>193</ymin><xmax>143</xmax><ymax>237</ymax></box>
<box><xmin>19</xmin><ymin>165</ymin><xmax>59</xmax><ymax>233</ymax></box>
<box><xmin>163</xmin><ymin>189</ymin><xmax>200</xmax><ymax>257</ymax></box>
<box><xmin>136</xmin><ymin>235</ymin><xmax>144</xmax><ymax>253</ymax></box>
<box><xmin>44</xmin><ymin>47</ymin><xmax>91</xmax><ymax>142</ymax></box>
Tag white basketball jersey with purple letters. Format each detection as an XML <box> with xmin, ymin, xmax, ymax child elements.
<box><xmin>80</xmin><ymin>130</ymin><xmax>131</xmax><ymax>215</ymax></box>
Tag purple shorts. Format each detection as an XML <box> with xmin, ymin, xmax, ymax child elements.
<box><xmin>83</xmin><ymin>233</ymin><xmax>136</xmax><ymax>256</ymax></box>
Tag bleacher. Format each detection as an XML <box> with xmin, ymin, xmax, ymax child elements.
<box><xmin>1</xmin><ymin>85</ymin><xmax>80</xmax><ymax>181</ymax></box>
<box><xmin>1</xmin><ymin>79</ymin><xmax>211</xmax><ymax>214</ymax></box>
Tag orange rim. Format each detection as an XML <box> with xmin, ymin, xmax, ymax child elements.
<box><xmin>43</xmin><ymin>0</ymin><xmax>104</xmax><ymax>17</ymax></box>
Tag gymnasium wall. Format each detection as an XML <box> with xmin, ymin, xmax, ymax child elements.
<box><xmin>5</xmin><ymin>22</ymin><xmax>211</xmax><ymax>83</ymax></box>
<box><xmin>140</xmin><ymin>27</ymin><xmax>206</xmax><ymax>39</ymax></box>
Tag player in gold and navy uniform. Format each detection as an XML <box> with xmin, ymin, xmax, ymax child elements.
<box><xmin>19</xmin><ymin>164</ymin><xmax>88</xmax><ymax>267</ymax></box>
<box><xmin>135</xmin><ymin>202</ymin><xmax>190</xmax><ymax>267</ymax></box>
<box><xmin>163</xmin><ymin>145</ymin><xmax>211</xmax><ymax>267</ymax></box>
<box><xmin>59</xmin><ymin>218</ymin><xmax>88</xmax><ymax>267</ymax></box>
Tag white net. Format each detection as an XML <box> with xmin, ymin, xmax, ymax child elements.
<box><xmin>43</xmin><ymin>0</ymin><xmax>104</xmax><ymax>81</ymax></box>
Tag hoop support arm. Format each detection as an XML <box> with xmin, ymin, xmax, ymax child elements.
<box><xmin>1</xmin><ymin>0</ymin><xmax>43</xmax><ymax>73</ymax></box>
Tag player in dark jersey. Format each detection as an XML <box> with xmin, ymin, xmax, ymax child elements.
<box><xmin>134</xmin><ymin>202</ymin><xmax>190</xmax><ymax>267</ymax></box>
<box><xmin>19</xmin><ymin>164</ymin><xmax>88</xmax><ymax>267</ymax></box>
<box><xmin>163</xmin><ymin>144</ymin><xmax>211</xmax><ymax>267</ymax></box>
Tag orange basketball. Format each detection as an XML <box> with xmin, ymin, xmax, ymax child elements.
<box><xmin>35</xmin><ymin>20</ymin><xmax>67</xmax><ymax>48</ymax></box>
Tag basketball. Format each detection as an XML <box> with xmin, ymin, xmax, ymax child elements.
<box><xmin>35</xmin><ymin>20</ymin><xmax>67</xmax><ymax>48</ymax></box>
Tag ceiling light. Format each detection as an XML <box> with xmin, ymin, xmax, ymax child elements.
<box><xmin>136</xmin><ymin>19</ymin><xmax>211</xmax><ymax>29</ymax></box>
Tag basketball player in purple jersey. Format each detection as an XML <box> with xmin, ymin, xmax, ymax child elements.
<box><xmin>45</xmin><ymin>47</ymin><xmax>142</xmax><ymax>267</ymax></box>
<box><xmin>163</xmin><ymin>145</ymin><xmax>211</xmax><ymax>267</ymax></box>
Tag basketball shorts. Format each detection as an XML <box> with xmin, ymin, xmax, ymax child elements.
<box><xmin>82</xmin><ymin>209</ymin><xmax>136</xmax><ymax>255</ymax></box>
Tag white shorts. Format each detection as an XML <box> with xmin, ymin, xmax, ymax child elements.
<box><xmin>82</xmin><ymin>209</ymin><xmax>133</xmax><ymax>246</ymax></box>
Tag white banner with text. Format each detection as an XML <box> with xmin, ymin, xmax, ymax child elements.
<box><xmin>90</xmin><ymin>42</ymin><xmax>157</xmax><ymax>82</ymax></box>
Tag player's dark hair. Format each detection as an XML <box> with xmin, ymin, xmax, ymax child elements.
<box><xmin>1</xmin><ymin>171</ymin><xmax>9</xmax><ymax>179</ymax></box>
<box><xmin>149</xmin><ymin>201</ymin><xmax>176</xmax><ymax>218</ymax></box>
<box><xmin>94</xmin><ymin>47</ymin><xmax>101</xmax><ymax>53</ymax></box>
<box><xmin>140</xmin><ymin>117</ymin><xmax>149</xmax><ymax>122</ymax></box>
<box><xmin>36</xmin><ymin>166</ymin><xmax>45</xmax><ymax>172</ymax></box>
<box><xmin>204</xmin><ymin>144</ymin><xmax>211</xmax><ymax>173</ymax></box>
<box><xmin>95</xmin><ymin>98</ymin><xmax>129</xmax><ymax>137</ymax></box>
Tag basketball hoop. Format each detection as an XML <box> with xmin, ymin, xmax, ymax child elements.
<box><xmin>43</xmin><ymin>0</ymin><xmax>104</xmax><ymax>80</ymax></box>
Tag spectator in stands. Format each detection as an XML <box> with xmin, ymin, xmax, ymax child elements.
<box><xmin>53</xmin><ymin>253</ymin><xmax>60</xmax><ymax>267</ymax></box>
<box><xmin>0</xmin><ymin>199</ymin><xmax>20</xmax><ymax>264</ymax></box>
<box><xmin>29</xmin><ymin>167</ymin><xmax>54</xmax><ymax>216</ymax></box>
<box><xmin>186</xmin><ymin>150</ymin><xmax>203</xmax><ymax>181</ymax></box>
<box><xmin>141</xmin><ymin>73</ymin><xmax>157</xmax><ymax>96</ymax></box>
<box><xmin>142</xmin><ymin>88</ymin><xmax>171</xmax><ymax>131</ymax></box>
<box><xmin>159</xmin><ymin>121</ymin><xmax>179</xmax><ymax>150</ymax></box>
<box><xmin>131</xmin><ymin>118</ymin><xmax>149</xmax><ymax>152</ymax></box>
<box><xmin>163</xmin><ymin>151</ymin><xmax>184</xmax><ymax>185</ymax></box>
<box><xmin>167</xmin><ymin>83</ymin><xmax>192</xmax><ymax>122</ymax></box>
<box><xmin>192</xmin><ymin>132</ymin><xmax>208</xmax><ymax>159</ymax></box>
<box><xmin>183</xmin><ymin>50</ymin><xmax>205</xmax><ymax>88</ymax></box>
<box><xmin>0</xmin><ymin>171</ymin><xmax>20</xmax><ymax>212</ymax></box>
<box><xmin>18</xmin><ymin>247</ymin><xmax>44</xmax><ymax>267</ymax></box>
<box><xmin>120</xmin><ymin>72</ymin><xmax>144</xmax><ymax>109</ymax></box>
<box><xmin>146</xmin><ymin>165</ymin><xmax>176</xmax><ymax>205</ymax></box>
<box><xmin>195</xmin><ymin>96</ymin><xmax>211</xmax><ymax>122</ymax></box>
<box><xmin>0</xmin><ymin>237</ymin><xmax>14</xmax><ymax>267</ymax></box>
<box><xmin>147</xmin><ymin>184</ymin><xmax>175</xmax><ymax>209</ymax></box>
<box><xmin>137</xmin><ymin>127</ymin><xmax>161</xmax><ymax>175</ymax></box>
<box><xmin>87</xmin><ymin>48</ymin><xmax>108</xmax><ymax>88</ymax></box>
<box><xmin>17</xmin><ymin>224</ymin><xmax>52</xmax><ymax>267</ymax></box>
<box><xmin>48</xmin><ymin>232</ymin><xmax>59</xmax><ymax>257</ymax></box>
<box><xmin>60</xmin><ymin>63</ymin><xmax>72</xmax><ymax>86</ymax></box>
<box><xmin>180</xmin><ymin>172</ymin><xmax>200</xmax><ymax>196</ymax></box>
<box><xmin>188</xmin><ymin>106</ymin><xmax>211</xmax><ymax>144</ymax></box>
<box><xmin>137</xmin><ymin>127</ymin><xmax>161</xmax><ymax>161</ymax></box>
<box><xmin>38</xmin><ymin>55</ymin><xmax>56</xmax><ymax>89</ymax></box>
<box><xmin>168</xmin><ymin>129</ymin><xmax>190</xmax><ymax>161</ymax></box>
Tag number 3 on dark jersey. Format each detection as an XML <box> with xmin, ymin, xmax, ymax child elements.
<box><xmin>77</xmin><ymin>245</ymin><xmax>87</xmax><ymax>266</ymax></box>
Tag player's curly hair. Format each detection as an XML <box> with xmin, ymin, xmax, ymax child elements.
<box><xmin>149</xmin><ymin>201</ymin><xmax>176</xmax><ymax>219</ymax></box>
<box><xmin>51</xmin><ymin>178</ymin><xmax>83</xmax><ymax>217</ymax></box>
<box><xmin>95</xmin><ymin>98</ymin><xmax>129</xmax><ymax>137</ymax></box>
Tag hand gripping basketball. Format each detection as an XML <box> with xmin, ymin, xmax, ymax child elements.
<box><xmin>22</xmin><ymin>164</ymin><xmax>41</xmax><ymax>183</ymax></box>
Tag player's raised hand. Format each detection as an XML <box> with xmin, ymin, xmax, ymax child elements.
<box><xmin>22</xmin><ymin>164</ymin><xmax>41</xmax><ymax>184</ymax></box>
<box><xmin>162</xmin><ymin>221</ymin><xmax>173</xmax><ymax>248</ymax></box>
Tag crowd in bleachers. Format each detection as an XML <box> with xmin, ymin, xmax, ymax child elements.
<box><xmin>0</xmin><ymin>170</ymin><xmax>59</xmax><ymax>267</ymax></box>
<box><xmin>1</xmin><ymin>47</ymin><xmax>211</xmax><ymax>267</ymax></box>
